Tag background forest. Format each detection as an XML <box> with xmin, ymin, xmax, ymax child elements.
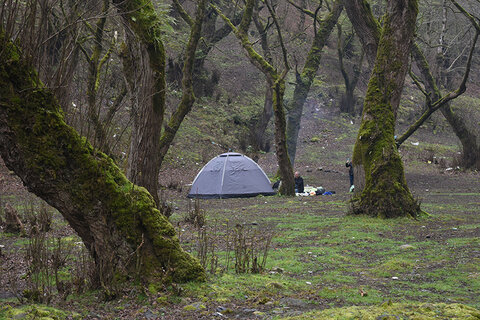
<box><xmin>1</xmin><ymin>0</ymin><xmax>480</xmax><ymax>318</ymax></box>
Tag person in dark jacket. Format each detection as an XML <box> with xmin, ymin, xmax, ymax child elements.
<box><xmin>346</xmin><ymin>159</ymin><xmax>354</xmax><ymax>191</ymax></box>
<box><xmin>294</xmin><ymin>171</ymin><xmax>304</xmax><ymax>193</ymax></box>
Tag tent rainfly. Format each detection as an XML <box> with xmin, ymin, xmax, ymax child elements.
<box><xmin>187</xmin><ymin>152</ymin><xmax>275</xmax><ymax>199</ymax></box>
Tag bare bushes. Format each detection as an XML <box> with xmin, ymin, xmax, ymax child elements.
<box><xmin>1</xmin><ymin>198</ymin><xmax>96</xmax><ymax>304</ymax></box>
<box><xmin>181</xmin><ymin>200</ymin><xmax>275</xmax><ymax>275</ymax></box>
<box><xmin>184</xmin><ymin>198</ymin><xmax>206</xmax><ymax>228</ymax></box>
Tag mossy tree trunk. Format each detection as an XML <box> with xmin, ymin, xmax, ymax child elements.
<box><xmin>118</xmin><ymin>0</ymin><xmax>208</xmax><ymax>191</ymax></box>
<box><xmin>214</xmin><ymin>0</ymin><xmax>295</xmax><ymax>195</ymax></box>
<box><xmin>113</xmin><ymin>0</ymin><xmax>167</xmax><ymax>207</ymax></box>
<box><xmin>285</xmin><ymin>1</ymin><xmax>343</xmax><ymax>165</ymax></box>
<box><xmin>0</xmin><ymin>32</ymin><xmax>205</xmax><ymax>285</ymax></box>
<box><xmin>350</xmin><ymin>0</ymin><xmax>421</xmax><ymax>218</ymax></box>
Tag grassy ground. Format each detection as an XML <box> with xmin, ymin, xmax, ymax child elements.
<box><xmin>1</xmin><ymin>90</ymin><xmax>480</xmax><ymax>319</ymax></box>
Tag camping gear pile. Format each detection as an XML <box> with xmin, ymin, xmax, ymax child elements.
<box><xmin>297</xmin><ymin>186</ymin><xmax>334</xmax><ymax>196</ymax></box>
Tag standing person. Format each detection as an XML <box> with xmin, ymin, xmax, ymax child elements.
<box><xmin>346</xmin><ymin>159</ymin><xmax>354</xmax><ymax>192</ymax></box>
<box><xmin>294</xmin><ymin>171</ymin><xmax>304</xmax><ymax>193</ymax></box>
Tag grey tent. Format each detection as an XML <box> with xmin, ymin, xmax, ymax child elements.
<box><xmin>187</xmin><ymin>152</ymin><xmax>275</xmax><ymax>199</ymax></box>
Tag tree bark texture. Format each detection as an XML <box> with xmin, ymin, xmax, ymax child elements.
<box><xmin>285</xmin><ymin>1</ymin><xmax>343</xmax><ymax>165</ymax></box>
<box><xmin>350</xmin><ymin>0</ymin><xmax>420</xmax><ymax>218</ymax></box>
<box><xmin>0</xmin><ymin>33</ymin><xmax>205</xmax><ymax>284</ymax></box>
<box><xmin>113</xmin><ymin>0</ymin><xmax>166</xmax><ymax>207</ymax></box>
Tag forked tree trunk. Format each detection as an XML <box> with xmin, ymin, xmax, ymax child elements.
<box><xmin>0</xmin><ymin>33</ymin><xmax>205</xmax><ymax>285</ymax></box>
<box><xmin>350</xmin><ymin>0</ymin><xmax>420</xmax><ymax>218</ymax></box>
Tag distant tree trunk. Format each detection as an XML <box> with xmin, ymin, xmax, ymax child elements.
<box><xmin>337</xmin><ymin>24</ymin><xmax>363</xmax><ymax>115</ymax></box>
<box><xmin>0</xmin><ymin>33</ymin><xmax>205</xmax><ymax>286</ymax></box>
<box><xmin>113</xmin><ymin>0</ymin><xmax>167</xmax><ymax>207</ymax></box>
<box><xmin>271</xmin><ymin>74</ymin><xmax>295</xmax><ymax>195</ymax></box>
<box><xmin>83</xmin><ymin>0</ymin><xmax>112</xmax><ymax>156</ymax></box>
<box><xmin>286</xmin><ymin>0</ymin><xmax>343</xmax><ymax>165</ymax></box>
<box><xmin>251</xmin><ymin>77</ymin><xmax>274</xmax><ymax>152</ymax></box>
<box><xmin>213</xmin><ymin>0</ymin><xmax>295</xmax><ymax>195</ymax></box>
<box><xmin>350</xmin><ymin>0</ymin><xmax>420</xmax><ymax>218</ymax></box>
<box><xmin>158</xmin><ymin>0</ymin><xmax>207</xmax><ymax>167</ymax></box>
<box><xmin>171</xmin><ymin>0</ymin><xmax>242</xmax><ymax>97</ymax></box>
<box><xmin>435</xmin><ymin>0</ymin><xmax>452</xmax><ymax>89</ymax></box>
<box><xmin>250</xmin><ymin>3</ymin><xmax>274</xmax><ymax>153</ymax></box>
<box><xmin>296</xmin><ymin>0</ymin><xmax>306</xmax><ymax>34</ymax></box>
<box><xmin>344</xmin><ymin>0</ymin><xmax>381</xmax><ymax>68</ymax></box>
<box><xmin>410</xmin><ymin>43</ymin><xmax>480</xmax><ymax>169</ymax></box>
<box><xmin>4</xmin><ymin>203</ymin><xmax>24</xmax><ymax>234</ymax></box>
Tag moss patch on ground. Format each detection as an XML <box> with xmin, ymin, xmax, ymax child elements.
<box><xmin>281</xmin><ymin>302</ymin><xmax>480</xmax><ymax>319</ymax></box>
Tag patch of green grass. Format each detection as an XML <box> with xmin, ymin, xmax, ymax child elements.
<box><xmin>371</xmin><ymin>257</ymin><xmax>416</xmax><ymax>278</ymax></box>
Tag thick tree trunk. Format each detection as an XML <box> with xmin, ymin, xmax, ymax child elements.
<box><xmin>0</xmin><ymin>33</ymin><xmax>205</xmax><ymax>285</ymax></box>
<box><xmin>123</xmin><ymin>42</ymin><xmax>163</xmax><ymax>207</ymax></box>
<box><xmin>350</xmin><ymin>0</ymin><xmax>420</xmax><ymax>218</ymax></box>
<box><xmin>286</xmin><ymin>1</ymin><xmax>343</xmax><ymax>165</ymax></box>
<box><xmin>113</xmin><ymin>0</ymin><xmax>167</xmax><ymax>207</ymax></box>
<box><xmin>441</xmin><ymin>105</ymin><xmax>480</xmax><ymax>168</ymax></box>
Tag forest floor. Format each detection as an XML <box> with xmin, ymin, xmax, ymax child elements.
<box><xmin>1</xmin><ymin>100</ymin><xmax>480</xmax><ymax>319</ymax></box>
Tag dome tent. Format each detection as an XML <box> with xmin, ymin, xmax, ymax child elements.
<box><xmin>188</xmin><ymin>152</ymin><xmax>275</xmax><ymax>199</ymax></box>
